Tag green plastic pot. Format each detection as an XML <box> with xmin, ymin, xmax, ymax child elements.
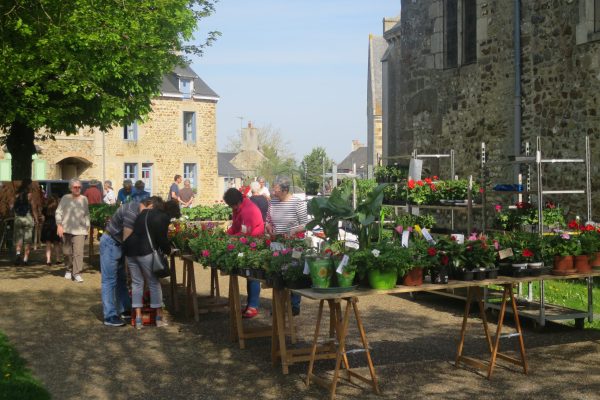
<box><xmin>368</xmin><ymin>269</ymin><xmax>398</xmax><ymax>290</ymax></box>
<box><xmin>307</xmin><ymin>257</ymin><xmax>333</xmax><ymax>288</ymax></box>
<box><xmin>336</xmin><ymin>270</ymin><xmax>356</xmax><ymax>287</ymax></box>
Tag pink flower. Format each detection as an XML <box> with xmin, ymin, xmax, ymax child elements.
<box><xmin>468</xmin><ymin>233</ymin><xmax>478</xmax><ymax>241</ymax></box>
<box><xmin>395</xmin><ymin>225</ymin><xmax>403</xmax><ymax>234</ymax></box>
<box><xmin>282</xmin><ymin>248</ymin><xmax>291</xmax><ymax>255</ymax></box>
<box><xmin>493</xmin><ymin>240</ymin><xmax>499</xmax><ymax>250</ymax></box>
<box><xmin>407</xmin><ymin>226</ymin><xmax>413</xmax><ymax>233</ymax></box>
<box><xmin>272</xmin><ymin>251</ymin><xmax>280</xmax><ymax>257</ymax></box>
<box><xmin>201</xmin><ymin>250</ymin><xmax>210</xmax><ymax>257</ymax></box>
<box><xmin>250</xmin><ymin>242</ymin><xmax>257</xmax><ymax>248</ymax></box>
<box><xmin>561</xmin><ymin>233</ymin><xmax>570</xmax><ymax>240</ymax></box>
<box><xmin>495</xmin><ymin>204</ymin><xmax>502</xmax><ymax>212</ymax></box>
<box><xmin>227</xmin><ymin>244</ymin><xmax>235</xmax><ymax>251</ymax></box>
<box><xmin>239</xmin><ymin>237</ymin><xmax>248</xmax><ymax>244</ymax></box>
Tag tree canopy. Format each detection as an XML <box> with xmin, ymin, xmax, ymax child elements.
<box><xmin>301</xmin><ymin>147</ymin><xmax>333</xmax><ymax>195</ymax></box>
<box><xmin>0</xmin><ymin>0</ymin><xmax>219</xmax><ymax>179</ymax></box>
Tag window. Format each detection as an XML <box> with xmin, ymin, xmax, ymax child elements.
<box><xmin>123</xmin><ymin>122</ymin><xmax>138</xmax><ymax>141</ymax></box>
<box><xmin>444</xmin><ymin>0</ymin><xmax>477</xmax><ymax>68</ymax></box>
<box><xmin>445</xmin><ymin>0</ymin><xmax>458</xmax><ymax>68</ymax></box>
<box><xmin>183</xmin><ymin>112</ymin><xmax>196</xmax><ymax>143</ymax></box>
<box><xmin>183</xmin><ymin>163</ymin><xmax>197</xmax><ymax>188</ymax></box>
<box><xmin>180</xmin><ymin>78</ymin><xmax>192</xmax><ymax>99</ymax></box>
<box><xmin>124</xmin><ymin>163</ymin><xmax>138</xmax><ymax>180</ymax></box>
<box><xmin>463</xmin><ymin>0</ymin><xmax>477</xmax><ymax>64</ymax></box>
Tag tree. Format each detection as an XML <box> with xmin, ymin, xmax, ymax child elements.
<box><xmin>0</xmin><ymin>0</ymin><xmax>219</xmax><ymax>180</ymax></box>
<box><xmin>301</xmin><ymin>147</ymin><xmax>333</xmax><ymax>195</ymax></box>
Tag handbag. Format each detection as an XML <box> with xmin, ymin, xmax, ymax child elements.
<box><xmin>144</xmin><ymin>212</ymin><xmax>170</xmax><ymax>278</ymax></box>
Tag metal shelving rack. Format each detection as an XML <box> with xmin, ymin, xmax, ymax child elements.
<box><xmin>482</xmin><ymin>136</ymin><xmax>595</xmax><ymax>327</ymax></box>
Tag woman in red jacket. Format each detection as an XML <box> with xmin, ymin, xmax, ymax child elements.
<box><xmin>223</xmin><ymin>188</ymin><xmax>264</xmax><ymax>318</ymax></box>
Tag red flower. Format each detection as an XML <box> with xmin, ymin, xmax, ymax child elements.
<box><xmin>424</xmin><ymin>177</ymin><xmax>432</xmax><ymax>184</ymax></box>
<box><xmin>441</xmin><ymin>255</ymin><xmax>449</xmax><ymax>265</ymax></box>
<box><xmin>417</xmin><ymin>180</ymin><xmax>424</xmax><ymax>186</ymax></box>
<box><xmin>408</xmin><ymin>179</ymin><xmax>415</xmax><ymax>189</ymax></box>
<box><xmin>433</xmin><ymin>176</ymin><xmax>439</xmax><ymax>180</ymax></box>
<box><xmin>585</xmin><ymin>224</ymin><xmax>595</xmax><ymax>231</ymax></box>
<box><xmin>429</xmin><ymin>184</ymin><xmax>436</xmax><ymax>191</ymax></box>
<box><xmin>479</xmin><ymin>188</ymin><xmax>484</xmax><ymax>193</ymax></box>
<box><xmin>324</xmin><ymin>248</ymin><xmax>333</xmax><ymax>255</ymax></box>
<box><xmin>227</xmin><ymin>244</ymin><xmax>235</xmax><ymax>251</ymax></box>
<box><xmin>239</xmin><ymin>237</ymin><xmax>248</xmax><ymax>244</ymax></box>
<box><xmin>427</xmin><ymin>247</ymin><xmax>437</xmax><ymax>256</ymax></box>
<box><xmin>265</xmin><ymin>239</ymin><xmax>271</xmax><ymax>246</ymax></box>
<box><xmin>568</xmin><ymin>220</ymin><xmax>579</xmax><ymax>229</ymax></box>
<box><xmin>522</xmin><ymin>249</ymin><xmax>534</xmax><ymax>258</ymax></box>
<box><xmin>296</xmin><ymin>231</ymin><xmax>305</xmax><ymax>239</ymax></box>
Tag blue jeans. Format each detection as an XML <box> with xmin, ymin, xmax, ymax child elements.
<box><xmin>100</xmin><ymin>234</ymin><xmax>131</xmax><ymax>320</ymax></box>
<box><xmin>247</xmin><ymin>280</ymin><xmax>261</xmax><ymax>308</ymax></box>
<box><xmin>291</xmin><ymin>293</ymin><xmax>301</xmax><ymax>309</ymax></box>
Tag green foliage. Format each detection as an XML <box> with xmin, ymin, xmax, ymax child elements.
<box><xmin>0</xmin><ymin>0</ymin><xmax>219</xmax><ymax>179</ymax></box>
<box><xmin>546</xmin><ymin>233</ymin><xmax>582</xmax><ymax>257</ymax></box>
<box><xmin>301</xmin><ymin>147</ymin><xmax>333</xmax><ymax>195</ymax></box>
<box><xmin>394</xmin><ymin>213</ymin><xmax>436</xmax><ymax>229</ymax></box>
<box><xmin>89</xmin><ymin>204</ymin><xmax>118</xmax><ymax>228</ymax></box>
<box><xmin>305</xmin><ymin>185</ymin><xmax>354</xmax><ymax>243</ymax></box>
<box><xmin>349</xmin><ymin>184</ymin><xmax>388</xmax><ymax>249</ymax></box>
<box><xmin>181</xmin><ymin>204</ymin><xmax>231</xmax><ymax>221</ymax></box>
<box><xmin>374</xmin><ymin>165</ymin><xmax>407</xmax><ymax>182</ymax></box>
<box><xmin>0</xmin><ymin>331</ymin><xmax>51</xmax><ymax>400</ymax></box>
<box><xmin>338</xmin><ymin>178</ymin><xmax>378</xmax><ymax>204</ymax></box>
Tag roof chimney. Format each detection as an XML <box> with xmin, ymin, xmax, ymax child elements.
<box><xmin>383</xmin><ymin>17</ymin><xmax>400</xmax><ymax>33</ymax></box>
<box><xmin>351</xmin><ymin>140</ymin><xmax>365</xmax><ymax>152</ymax></box>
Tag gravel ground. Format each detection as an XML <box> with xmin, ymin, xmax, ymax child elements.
<box><xmin>0</xmin><ymin>249</ymin><xmax>599</xmax><ymax>400</ymax></box>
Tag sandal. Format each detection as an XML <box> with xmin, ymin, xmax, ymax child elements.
<box><xmin>242</xmin><ymin>307</ymin><xmax>258</xmax><ymax>319</ymax></box>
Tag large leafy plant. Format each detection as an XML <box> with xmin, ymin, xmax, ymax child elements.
<box><xmin>306</xmin><ymin>186</ymin><xmax>354</xmax><ymax>244</ymax></box>
<box><xmin>347</xmin><ymin>184</ymin><xmax>388</xmax><ymax>249</ymax></box>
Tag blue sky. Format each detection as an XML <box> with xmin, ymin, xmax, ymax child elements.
<box><xmin>191</xmin><ymin>1</ymin><xmax>401</xmax><ymax>163</ymax></box>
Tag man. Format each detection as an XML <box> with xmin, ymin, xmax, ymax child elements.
<box><xmin>131</xmin><ymin>180</ymin><xmax>150</xmax><ymax>203</ymax></box>
<box><xmin>56</xmin><ymin>179</ymin><xmax>90</xmax><ymax>283</ymax></box>
<box><xmin>257</xmin><ymin>177</ymin><xmax>271</xmax><ymax>200</ymax></box>
<box><xmin>178</xmin><ymin>179</ymin><xmax>195</xmax><ymax>208</ymax></box>
<box><xmin>100</xmin><ymin>196</ymin><xmax>163</xmax><ymax>326</ymax></box>
<box><xmin>83</xmin><ymin>179</ymin><xmax>103</xmax><ymax>205</ymax></box>
<box><xmin>117</xmin><ymin>180</ymin><xmax>133</xmax><ymax>205</ymax></box>
<box><xmin>170</xmin><ymin>175</ymin><xmax>182</xmax><ymax>202</ymax></box>
<box><xmin>223</xmin><ymin>188</ymin><xmax>264</xmax><ymax>318</ymax></box>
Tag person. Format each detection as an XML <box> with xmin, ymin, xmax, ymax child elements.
<box><xmin>125</xmin><ymin>200</ymin><xmax>181</xmax><ymax>329</ymax></box>
<box><xmin>117</xmin><ymin>180</ymin><xmax>134</xmax><ymax>205</ymax></box>
<box><xmin>41</xmin><ymin>194</ymin><xmax>61</xmax><ymax>266</ymax></box>
<box><xmin>178</xmin><ymin>179</ymin><xmax>195</xmax><ymax>208</ymax></box>
<box><xmin>257</xmin><ymin>177</ymin><xmax>271</xmax><ymax>200</ymax></box>
<box><xmin>100</xmin><ymin>196</ymin><xmax>163</xmax><ymax>327</ymax></box>
<box><xmin>223</xmin><ymin>188</ymin><xmax>264</xmax><ymax>319</ymax></box>
<box><xmin>169</xmin><ymin>175</ymin><xmax>182</xmax><ymax>201</ymax></box>
<box><xmin>12</xmin><ymin>179</ymin><xmax>35</xmax><ymax>266</ymax></box>
<box><xmin>56</xmin><ymin>179</ymin><xmax>90</xmax><ymax>283</ymax></box>
<box><xmin>83</xmin><ymin>179</ymin><xmax>102</xmax><ymax>205</ymax></box>
<box><xmin>265</xmin><ymin>175</ymin><xmax>308</xmax><ymax>316</ymax></box>
<box><xmin>103</xmin><ymin>180</ymin><xmax>116</xmax><ymax>205</ymax></box>
<box><xmin>249</xmin><ymin>181</ymin><xmax>268</xmax><ymax>222</ymax></box>
<box><xmin>131</xmin><ymin>180</ymin><xmax>150</xmax><ymax>203</ymax></box>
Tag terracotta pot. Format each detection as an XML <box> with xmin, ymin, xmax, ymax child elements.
<box><xmin>574</xmin><ymin>255</ymin><xmax>592</xmax><ymax>273</ymax></box>
<box><xmin>590</xmin><ymin>252</ymin><xmax>600</xmax><ymax>268</ymax></box>
<box><xmin>553</xmin><ymin>255</ymin><xmax>574</xmax><ymax>273</ymax></box>
<box><xmin>402</xmin><ymin>267</ymin><xmax>423</xmax><ymax>286</ymax></box>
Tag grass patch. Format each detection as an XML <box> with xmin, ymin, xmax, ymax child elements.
<box><xmin>0</xmin><ymin>331</ymin><xmax>50</xmax><ymax>400</ymax></box>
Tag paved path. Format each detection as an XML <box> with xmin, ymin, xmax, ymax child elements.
<box><xmin>0</xmin><ymin>251</ymin><xmax>599</xmax><ymax>399</ymax></box>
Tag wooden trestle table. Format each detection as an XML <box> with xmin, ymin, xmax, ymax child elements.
<box><xmin>282</xmin><ymin>272</ymin><xmax>600</xmax><ymax>400</ymax></box>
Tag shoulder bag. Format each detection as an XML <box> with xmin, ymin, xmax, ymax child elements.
<box><xmin>144</xmin><ymin>211</ymin><xmax>170</xmax><ymax>278</ymax></box>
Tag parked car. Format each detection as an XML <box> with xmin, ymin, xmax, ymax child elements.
<box><xmin>37</xmin><ymin>180</ymin><xmax>101</xmax><ymax>198</ymax></box>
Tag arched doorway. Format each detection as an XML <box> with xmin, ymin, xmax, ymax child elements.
<box><xmin>56</xmin><ymin>157</ymin><xmax>92</xmax><ymax>180</ymax></box>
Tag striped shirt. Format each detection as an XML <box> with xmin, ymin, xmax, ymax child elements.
<box><xmin>105</xmin><ymin>202</ymin><xmax>140</xmax><ymax>243</ymax></box>
<box><xmin>266</xmin><ymin>196</ymin><xmax>308</xmax><ymax>234</ymax></box>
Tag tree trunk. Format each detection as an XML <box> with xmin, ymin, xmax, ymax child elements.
<box><xmin>6</xmin><ymin>121</ymin><xmax>36</xmax><ymax>181</ymax></box>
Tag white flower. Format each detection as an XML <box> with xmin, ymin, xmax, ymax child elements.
<box><xmin>371</xmin><ymin>249</ymin><xmax>380</xmax><ymax>258</ymax></box>
<box><xmin>237</xmin><ymin>252</ymin><xmax>244</xmax><ymax>258</ymax></box>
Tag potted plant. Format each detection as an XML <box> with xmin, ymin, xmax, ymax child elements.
<box><xmin>546</xmin><ymin>232</ymin><xmax>580</xmax><ymax>275</ymax></box>
<box><xmin>366</xmin><ymin>242</ymin><xmax>401</xmax><ymax>290</ymax></box>
<box><xmin>463</xmin><ymin>235</ymin><xmax>497</xmax><ymax>280</ymax></box>
<box><xmin>402</xmin><ymin>239</ymin><xmax>427</xmax><ymax>286</ymax></box>
<box><xmin>573</xmin><ymin>222</ymin><xmax>597</xmax><ymax>273</ymax></box>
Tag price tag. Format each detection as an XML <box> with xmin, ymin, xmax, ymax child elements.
<box><xmin>336</xmin><ymin>254</ymin><xmax>350</xmax><ymax>274</ymax></box>
<box><xmin>421</xmin><ymin>228</ymin><xmax>435</xmax><ymax>244</ymax></box>
<box><xmin>270</xmin><ymin>242</ymin><xmax>285</xmax><ymax>251</ymax></box>
<box><xmin>303</xmin><ymin>260</ymin><xmax>310</xmax><ymax>275</ymax></box>
<box><xmin>498</xmin><ymin>248</ymin><xmax>514</xmax><ymax>260</ymax></box>
<box><xmin>291</xmin><ymin>250</ymin><xmax>302</xmax><ymax>259</ymax></box>
<box><xmin>451</xmin><ymin>234</ymin><xmax>464</xmax><ymax>244</ymax></box>
<box><xmin>345</xmin><ymin>241</ymin><xmax>359</xmax><ymax>249</ymax></box>
<box><xmin>401</xmin><ymin>230</ymin><xmax>410</xmax><ymax>248</ymax></box>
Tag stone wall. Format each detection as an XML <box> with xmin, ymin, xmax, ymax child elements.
<box><xmin>387</xmin><ymin>0</ymin><xmax>600</xmax><ymax>218</ymax></box>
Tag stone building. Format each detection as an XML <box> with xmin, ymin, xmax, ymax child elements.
<box><xmin>0</xmin><ymin>65</ymin><xmax>221</xmax><ymax>204</ymax></box>
<box><xmin>217</xmin><ymin>152</ymin><xmax>244</xmax><ymax>194</ymax></box>
<box><xmin>228</xmin><ymin>122</ymin><xmax>267</xmax><ymax>177</ymax></box>
<box><xmin>338</xmin><ymin>140</ymin><xmax>368</xmax><ymax>178</ymax></box>
<box><xmin>384</xmin><ymin>0</ymin><xmax>600</xmax><ymax>216</ymax></box>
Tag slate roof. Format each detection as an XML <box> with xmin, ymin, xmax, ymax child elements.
<box><xmin>160</xmin><ymin>64</ymin><xmax>219</xmax><ymax>99</ymax></box>
<box><xmin>218</xmin><ymin>152</ymin><xmax>244</xmax><ymax>178</ymax></box>
<box><xmin>337</xmin><ymin>147</ymin><xmax>368</xmax><ymax>176</ymax></box>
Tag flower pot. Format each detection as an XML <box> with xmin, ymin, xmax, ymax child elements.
<box><xmin>574</xmin><ymin>255</ymin><xmax>592</xmax><ymax>274</ymax></box>
<box><xmin>528</xmin><ymin>262</ymin><xmax>544</xmax><ymax>269</ymax></box>
<box><xmin>402</xmin><ymin>267</ymin><xmax>423</xmax><ymax>286</ymax></box>
<box><xmin>336</xmin><ymin>270</ymin><xmax>356</xmax><ymax>288</ymax></box>
<box><xmin>430</xmin><ymin>266</ymin><xmax>449</xmax><ymax>284</ymax></box>
<box><xmin>368</xmin><ymin>269</ymin><xmax>398</xmax><ymax>290</ymax></box>
<box><xmin>307</xmin><ymin>257</ymin><xmax>333</xmax><ymax>288</ymax></box>
<box><xmin>512</xmin><ymin>263</ymin><xmax>528</xmax><ymax>270</ymax></box>
<box><xmin>474</xmin><ymin>269</ymin><xmax>486</xmax><ymax>280</ymax></box>
<box><xmin>486</xmin><ymin>269</ymin><xmax>498</xmax><ymax>279</ymax></box>
<box><xmin>458</xmin><ymin>270</ymin><xmax>474</xmax><ymax>281</ymax></box>
<box><xmin>552</xmin><ymin>255</ymin><xmax>576</xmax><ymax>275</ymax></box>
<box><xmin>591</xmin><ymin>252</ymin><xmax>600</xmax><ymax>270</ymax></box>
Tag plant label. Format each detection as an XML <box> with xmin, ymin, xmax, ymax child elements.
<box><xmin>345</xmin><ymin>241</ymin><xmax>359</xmax><ymax>249</ymax></box>
<box><xmin>421</xmin><ymin>228</ymin><xmax>435</xmax><ymax>244</ymax></box>
<box><xmin>270</xmin><ymin>242</ymin><xmax>285</xmax><ymax>251</ymax></box>
<box><xmin>451</xmin><ymin>234</ymin><xmax>464</xmax><ymax>244</ymax></box>
<box><xmin>336</xmin><ymin>255</ymin><xmax>350</xmax><ymax>274</ymax></box>
<box><xmin>498</xmin><ymin>248</ymin><xmax>514</xmax><ymax>259</ymax></box>
<box><xmin>291</xmin><ymin>250</ymin><xmax>302</xmax><ymax>259</ymax></box>
<box><xmin>401</xmin><ymin>231</ymin><xmax>410</xmax><ymax>248</ymax></box>
<box><xmin>303</xmin><ymin>260</ymin><xmax>310</xmax><ymax>275</ymax></box>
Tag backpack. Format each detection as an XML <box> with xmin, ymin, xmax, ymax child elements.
<box><xmin>13</xmin><ymin>193</ymin><xmax>30</xmax><ymax>217</ymax></box>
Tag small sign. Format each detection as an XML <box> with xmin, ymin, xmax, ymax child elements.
<box><xmin>345</xmin><ymin>241</ymin><xmax>359</xmax><ymax>249</ymax></box>
<box><xmin>270</xmin><ymin>242</ymin><xmax>285</xmax><ymax>251</ymax></box>
<box><xmin>291</xmin><ymin>250</ymin><xmax>302</xmax><ymax>259</ymax></box>
<box><xmin>336</xmin><ymin>254</ymin><xmax>350</xmax><ymax>274</ymax></box>
<box><xmin>303</xmin><ymin>260</ymin><xmax>310</xmax><ymax>275</ymax></box>
<box><xmin>401</xmin><ymin>231</ymin><xmax>410</xmax><ymax>248</ymax></box>
<box><xmin>421</xmin><ymin>228</ymin><xmax>435</xmax><ymax>244</ymax></box>
<box><xmin>451</xmin><ymin>234</ymin><xmax>465</xmax><ymax>244</ymax></box>
<box><xmin>498</xmin><ymin>248</ymin><xmax>514</xmax><ymax>260</ymax></box>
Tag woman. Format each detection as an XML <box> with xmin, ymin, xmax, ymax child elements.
<box><xmin>56</xmin><ymin>179</ymin><xmax>90</xmax><ymax>283</ymax></box>
<box><xmin>125</xmin><ymin>199</ymin><xmax>180</xmax><ymax>329</ymax></box>
<box><xmin>12</xmin><ymin>179</ymin><xmax>34</xmax><ymax>266</ymax></box>
<box><xmin>265</xmin><ymin>175</ymin><xmax>308</xmax><ymax>316</ymax></box>
<box><xmin>103</xmin><ymin>180</ymin><xmax>116</xmax><ymax>205</ymax></box>
<box><xmin>41</xmin><ymin>194</ymin><xmax>61</xmax><ymax>266</ymax></box>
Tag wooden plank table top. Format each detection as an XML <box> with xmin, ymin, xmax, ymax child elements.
<box><xmin>291</xmin><ymin>271</ymin><xmax>600</xmax><ymax>301</ymax></box>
